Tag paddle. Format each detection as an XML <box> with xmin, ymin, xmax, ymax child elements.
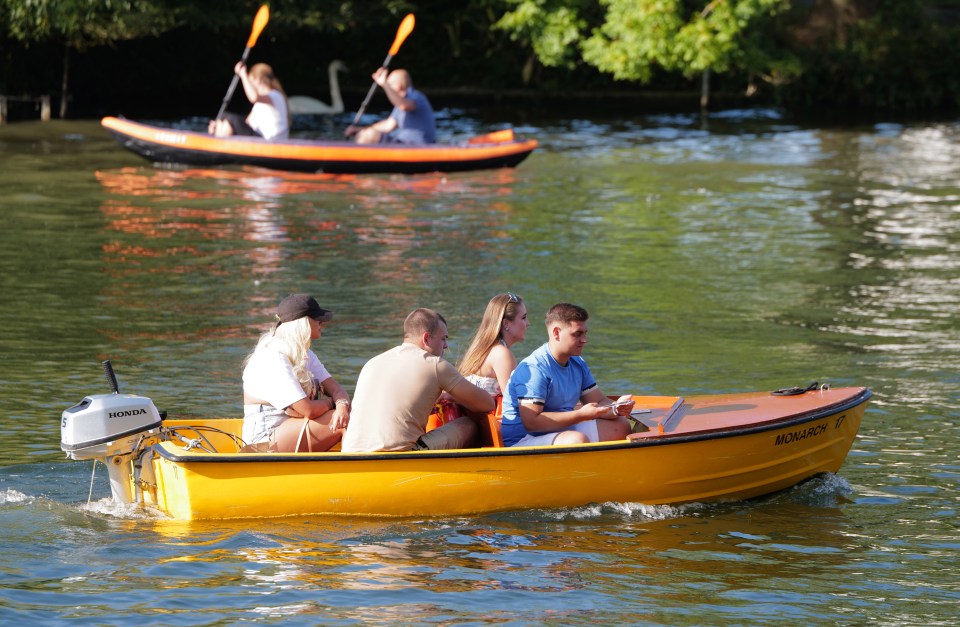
<box><xmin>350</xmin><ymin>13</ymin><xmax>416</xmax><ymax>126</ymax></box>
<box><xmin>216</xmin><ymin>4</ymin><xmax>271</xmax><ymax>121</ymax></box>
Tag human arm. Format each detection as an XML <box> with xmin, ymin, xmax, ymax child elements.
<box><xmin>446</xmin><ymin>379</ymin><xmax>495</xmax><ymax>413</ymax></box>
<box><xmin>580</xmin><ymin>387</ymin><xmax>635</xmax><ymax>417</ymax></box>
<box><xmin>372</xmin><ymin>67</ymin><xmax>416</xmax><ymax>111</ymax></box>
<box><xmin>319</xmin><ymin>376</ymin><xmax>351</xmax><ymax>430</ymax></box>
<box><xmin>235</xmin><ymin>61</ymin><xmax>274</xmax><ymax>105</ymax></box>
<box><xmin>283</xmin><ymin>376</ymin><xmax>350</xmax><ymax>429</ymax></box>
<box><xmin>516</xmin><ymin>397</ymin><xmax>621</xmax><ymax>433</ymax></box>
<box><xmin>285</xmin><ymin>396</ymin><xmax>332</xmax><ymax>421</ymax></box>
<box><xmin>248</xmin><ymin>350</ymin><xmax>348</xmax><ymax>427</ymax></box>
<box><xmin>290</xmin><ymin>355</ymin><xmax>351</xmax><ymax>429</ymax></box>
<box><xmin>236</xmin><ymin>62</ymin><xmax>259</xmax><ymax>104</ymax></box>
<box><xmin>321</xmin><ymin>377</ymin><xmax>351</xmax><ymax>430</ymax></box>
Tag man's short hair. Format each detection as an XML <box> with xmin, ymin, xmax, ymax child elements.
<box><xmin>545</xmin><ymin>303</ymin><xmax>589</xmax><ymax>327</ymax></box>
<box><xmin>403</xmin><ymin>308</ymin><xmax>446</xmax><ymax>338</ymax></box>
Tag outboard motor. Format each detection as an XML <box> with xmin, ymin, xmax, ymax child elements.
<box><xmin>60</xmin><ymin>361</ymin><xmax>162</xmax><ymax>504</ymax></box>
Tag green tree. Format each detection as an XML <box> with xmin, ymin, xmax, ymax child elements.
<box><xmin>494</xmin><ymin>0</ymin><xmax>796</xmax><ymax>107</ymax></box>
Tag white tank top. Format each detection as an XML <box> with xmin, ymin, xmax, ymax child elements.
<box><xmin>247</xmin><ymin>90</ymin><xmax>289</xmax><ymax>140</ymax></box>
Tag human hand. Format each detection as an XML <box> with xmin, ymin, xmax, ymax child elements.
<box><xmin>344</xmin><ymin>125</ymin><xmax>360</xmax><ymax>138</ymax></box>
<box><xmin>610</xmin><ymin>395</ymin><xmax>635</xmax><ymax>417</ymax></box>
<box><xmin>581</xmin><ymin>402</ymin><xmax>619</xmax><ymax>421</ymax></box>
<box><xmin>372</xmin><ymin>67</ymin><xmax>388</xmax><ymax>86</ymax></box>
<box><xmin>234</xmin><ymin>61</ymin><xmax>247</xmax><ymax>76</ymax></box>
<box><xmin>330</xmin><ymin>403</ymin><xmax>350</xmax><ymax>430</ymax></box>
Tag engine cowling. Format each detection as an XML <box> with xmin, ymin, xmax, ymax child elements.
<box><xmin>60</xmin><ymin>393</ymin><xmax>162</xmax><ymax>461</ymax></box>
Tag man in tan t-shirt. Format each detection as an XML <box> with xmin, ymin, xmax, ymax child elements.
<box><xmin>342</xmin><ymin>308</ymin><xmax>495</xmax><ymax>452</ymax></box>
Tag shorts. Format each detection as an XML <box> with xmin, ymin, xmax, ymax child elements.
<box><xmin>242</xmin><ymin>404</ymin><xmax>289</xmax><ymax>445</ymax></box>
<box><xmin>511</xmin><ymin>419</ymin><xmax>600</xmax><ymax>447</ymax></box>
<box><xmin>382</xmin><ymin>129</ymin><xmax>428</xmax><ymax>145</ymax></box>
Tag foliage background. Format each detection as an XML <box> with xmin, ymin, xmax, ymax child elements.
<box><xmin>2</xmin><ymin>0</ymin><xmax>960</xmax><ymax>120</ymax></box>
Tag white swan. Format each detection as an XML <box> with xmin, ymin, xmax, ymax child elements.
<box><xmin>288</xmin><ymin>60</ymin><xmax>347</xmax><ymax>115</ymax></box>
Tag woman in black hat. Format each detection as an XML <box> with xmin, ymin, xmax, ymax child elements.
<box><xmin>241</xmin><ymin>293</ymin><xmax>350</xmax><ymax>452</ymax></box>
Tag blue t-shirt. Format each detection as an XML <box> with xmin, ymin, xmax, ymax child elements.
<box><xmin>388</xmin><ymin>87</ymin><xmax>436</xmax><ymax>144</ymax></box>
<box><xmin>501</xmin><ymin>343</ymin><xmax>598</xmax><ymax>446</ymax></box>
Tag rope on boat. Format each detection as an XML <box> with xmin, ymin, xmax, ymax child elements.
<box><xmin>772</xmin><ymin>381</ymin><xmax>830</xmax><ymax>396</ymax></box>
<box><xmin>87</xmin><ymin>460</ymin><xmax>98</xmax><ymax>505</ymax></box>
<box><xmin>165</xmin><ymin>425</ymin><xmax>246</xmax><ymax>453</ymax></box>
<box><xmin>173</xmin><ymin>432</ymin><xmax>212</xmax><ymax>452</ymax></box>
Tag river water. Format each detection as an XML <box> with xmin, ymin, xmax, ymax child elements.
<box><xmin>0</xmin><ymin>109</ymin><xmax>957</xmax><ymax>624</ymax></box>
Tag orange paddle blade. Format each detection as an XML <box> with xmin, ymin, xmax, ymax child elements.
<box><xmin>388</xmin><ymin>14</ymin><xmax>416</xmax><ymax>56</ymax></box>
<box><xmin>247</xmin><ymin>5</ymin><xmax>270</xmax><ymax>48</ymax></box>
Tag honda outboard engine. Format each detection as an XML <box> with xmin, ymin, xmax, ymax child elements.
<box><xmin>60</xmin><ymin>361</ymin><xmax>162</xmax><ymax>503</ymax></box>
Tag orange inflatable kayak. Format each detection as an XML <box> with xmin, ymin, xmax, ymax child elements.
<box><xmin>101</xmin><ymin>116</ymin><xmax>537</xmax><ymax>175</ymax></box>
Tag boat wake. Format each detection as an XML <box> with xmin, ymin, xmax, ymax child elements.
<box><xmin>572</xmin><ymin>502</ymin><xmax>706</xmax><ymax>520</ymax></box>
<box><xmin>512</xmin><ymin>501</ymin><xmax>711</xmax><ymax>522</ymax></box>
<box><xmin>78</xmin><ymin>497</ymin><xmax>167</xmax><ymax>520</ymax></box>
<box><xmin>502</xmin><ymin>473</ymin><xmax>855</xmax><ymax>523</ymax></box>
<box><xmin>781</xmin><ymin>472</ymin><xmax>854</xmax><ymax>506</ymax></box>
<box><xmin>0</xmin><ymin>488</ymin><xmax>33</xmax><ymax>505</ymax></box>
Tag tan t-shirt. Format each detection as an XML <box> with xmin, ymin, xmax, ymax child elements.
<box><xmin>342</xmin><ymin>342</ymin><xmax>467</xmax><ymax>452</ymax></box>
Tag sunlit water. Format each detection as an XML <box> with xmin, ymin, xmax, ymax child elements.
<box><xmin>0</xmin><ymin>109</ymin><xmax>957</xmax><ymax>624</ymax></box>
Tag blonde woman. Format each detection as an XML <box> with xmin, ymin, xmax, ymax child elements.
<box><xmin>209</xmin><ymin>62</ymin><xmax>290</xmax><ymax>140</ymax></box>
<box><xmin>242</xmin><ymin>294</ymin><xmax>349</xmax><ymax>452</ymax></box>
<box><xmin>458</xmin><ymin>292</ymin><xmax>530</xmax><ymax>397</ymax></box>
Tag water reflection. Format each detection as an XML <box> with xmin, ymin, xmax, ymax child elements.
<box><xmin>2</xmin><ymin>114</ymin><xmax>960</xmax><ymax>623</ymax></box>
<box><xmin>51</xmin><ymin>482</ymin><xmax>871</xmax><ymax>623</ymax></box>
<box><xmin>94</xmin><ymin>165</ymin><xmax>522</xmax><ymax>314</ymax></box>
<box><xmin>804</xmin><ymin>125</ymin><xmax>960</xmax><ymax>412</ymax></box>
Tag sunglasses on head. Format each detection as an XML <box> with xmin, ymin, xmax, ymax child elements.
<box><xmin>506</xmin><ymin>292</ymin><xmax>520</xmax><ymax>303</ymax></box>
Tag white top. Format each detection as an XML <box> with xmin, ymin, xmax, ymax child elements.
<box><xmin>465</xmin><ymin>373</ymin><xmax>501</xmax><ymax>396</ymax></box>
<box><xmin>247</xmin><ymin>90</ymin><xmax>289</xmax><ymax>140</ymax></box>
<box><xmin>242</xmin><ymin>346</ymin><xmax>330</xmax><ymax>413</ymax></box>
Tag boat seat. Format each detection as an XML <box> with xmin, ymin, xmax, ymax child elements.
<box><xmin>483</xmin><ymin>414</ymin><xmax>504</xmax><ymax>448</ymax></box>
<box><xmin>475</xmin><ymin>395</ymin><xmax>504</xmax><ymax>448</ymax></box>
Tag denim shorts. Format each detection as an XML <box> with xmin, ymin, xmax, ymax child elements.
<box><xmin>242</xmin><ymin>404</ymin><xmax>289</xmax><ymax>445</ymax></box>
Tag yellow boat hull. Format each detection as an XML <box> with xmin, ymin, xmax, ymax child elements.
<box><xmin>134</xmin><ymin>387</ymin><xmax>870</xmax><ymax>520</ymax></box>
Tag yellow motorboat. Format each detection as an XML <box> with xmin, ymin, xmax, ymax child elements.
<box><xmin>60</xmin><ymin>364</ymin><xmax>870</xmax><ymax>521</ymax></box>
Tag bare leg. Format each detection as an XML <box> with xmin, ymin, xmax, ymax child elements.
<box><xmin>274</xmin><ymin>411</ymin><xmax>342</xmax><ymax>452</ymax></box>
<box><xmin>553</xmin><ymin>430</ymin><xmax>590</xmax><ymax>445</ymax></box>
<box><xmin>596</xmin><ymin>416</ymin><xmax>631</xmax><ymax>442</ymax></box>
<box><xmin>354</xmin><ymin>127</ymin><xmax>383</xmax><ymax>144</ymax></box>
<box><xmin>208</xmin><ymin>118</ymin><xmax>234</xmax><ymax>137</ymax></box>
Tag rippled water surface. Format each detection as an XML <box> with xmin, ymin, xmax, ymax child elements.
<box><xmin>0</xmin><ymin>109</ymin><xmax>957</xmax><ymax>624</ymax></box>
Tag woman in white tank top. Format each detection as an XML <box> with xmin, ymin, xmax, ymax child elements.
<box><xmin>458</xmin><ymin>293</ymin><xmax>530</xmax><ymax>396</ymax></box>
<box><xmin>209</xmin><ymin>62</ymin><xmax>289</xmax><ymax>140</ymax></box>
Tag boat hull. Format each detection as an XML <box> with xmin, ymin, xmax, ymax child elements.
<box><xmin>139</xmin><ymin>387</ymin><xmax>870</xmax><ymax>520</ymax></box>
<box><xmin>101</xmin><ymin>116</ymin><xmax>537</xmax><ymax>174</ymax></box>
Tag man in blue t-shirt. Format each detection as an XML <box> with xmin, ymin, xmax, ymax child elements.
<box><xmin>501</xmin><ymin>303</ymin><xmax>634</xmax><ymax>447</ymax></box>
<box><xmin>345</xmin><ymin>68</ymin><xmax>436</xmax><ymax>145</ymax></box>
